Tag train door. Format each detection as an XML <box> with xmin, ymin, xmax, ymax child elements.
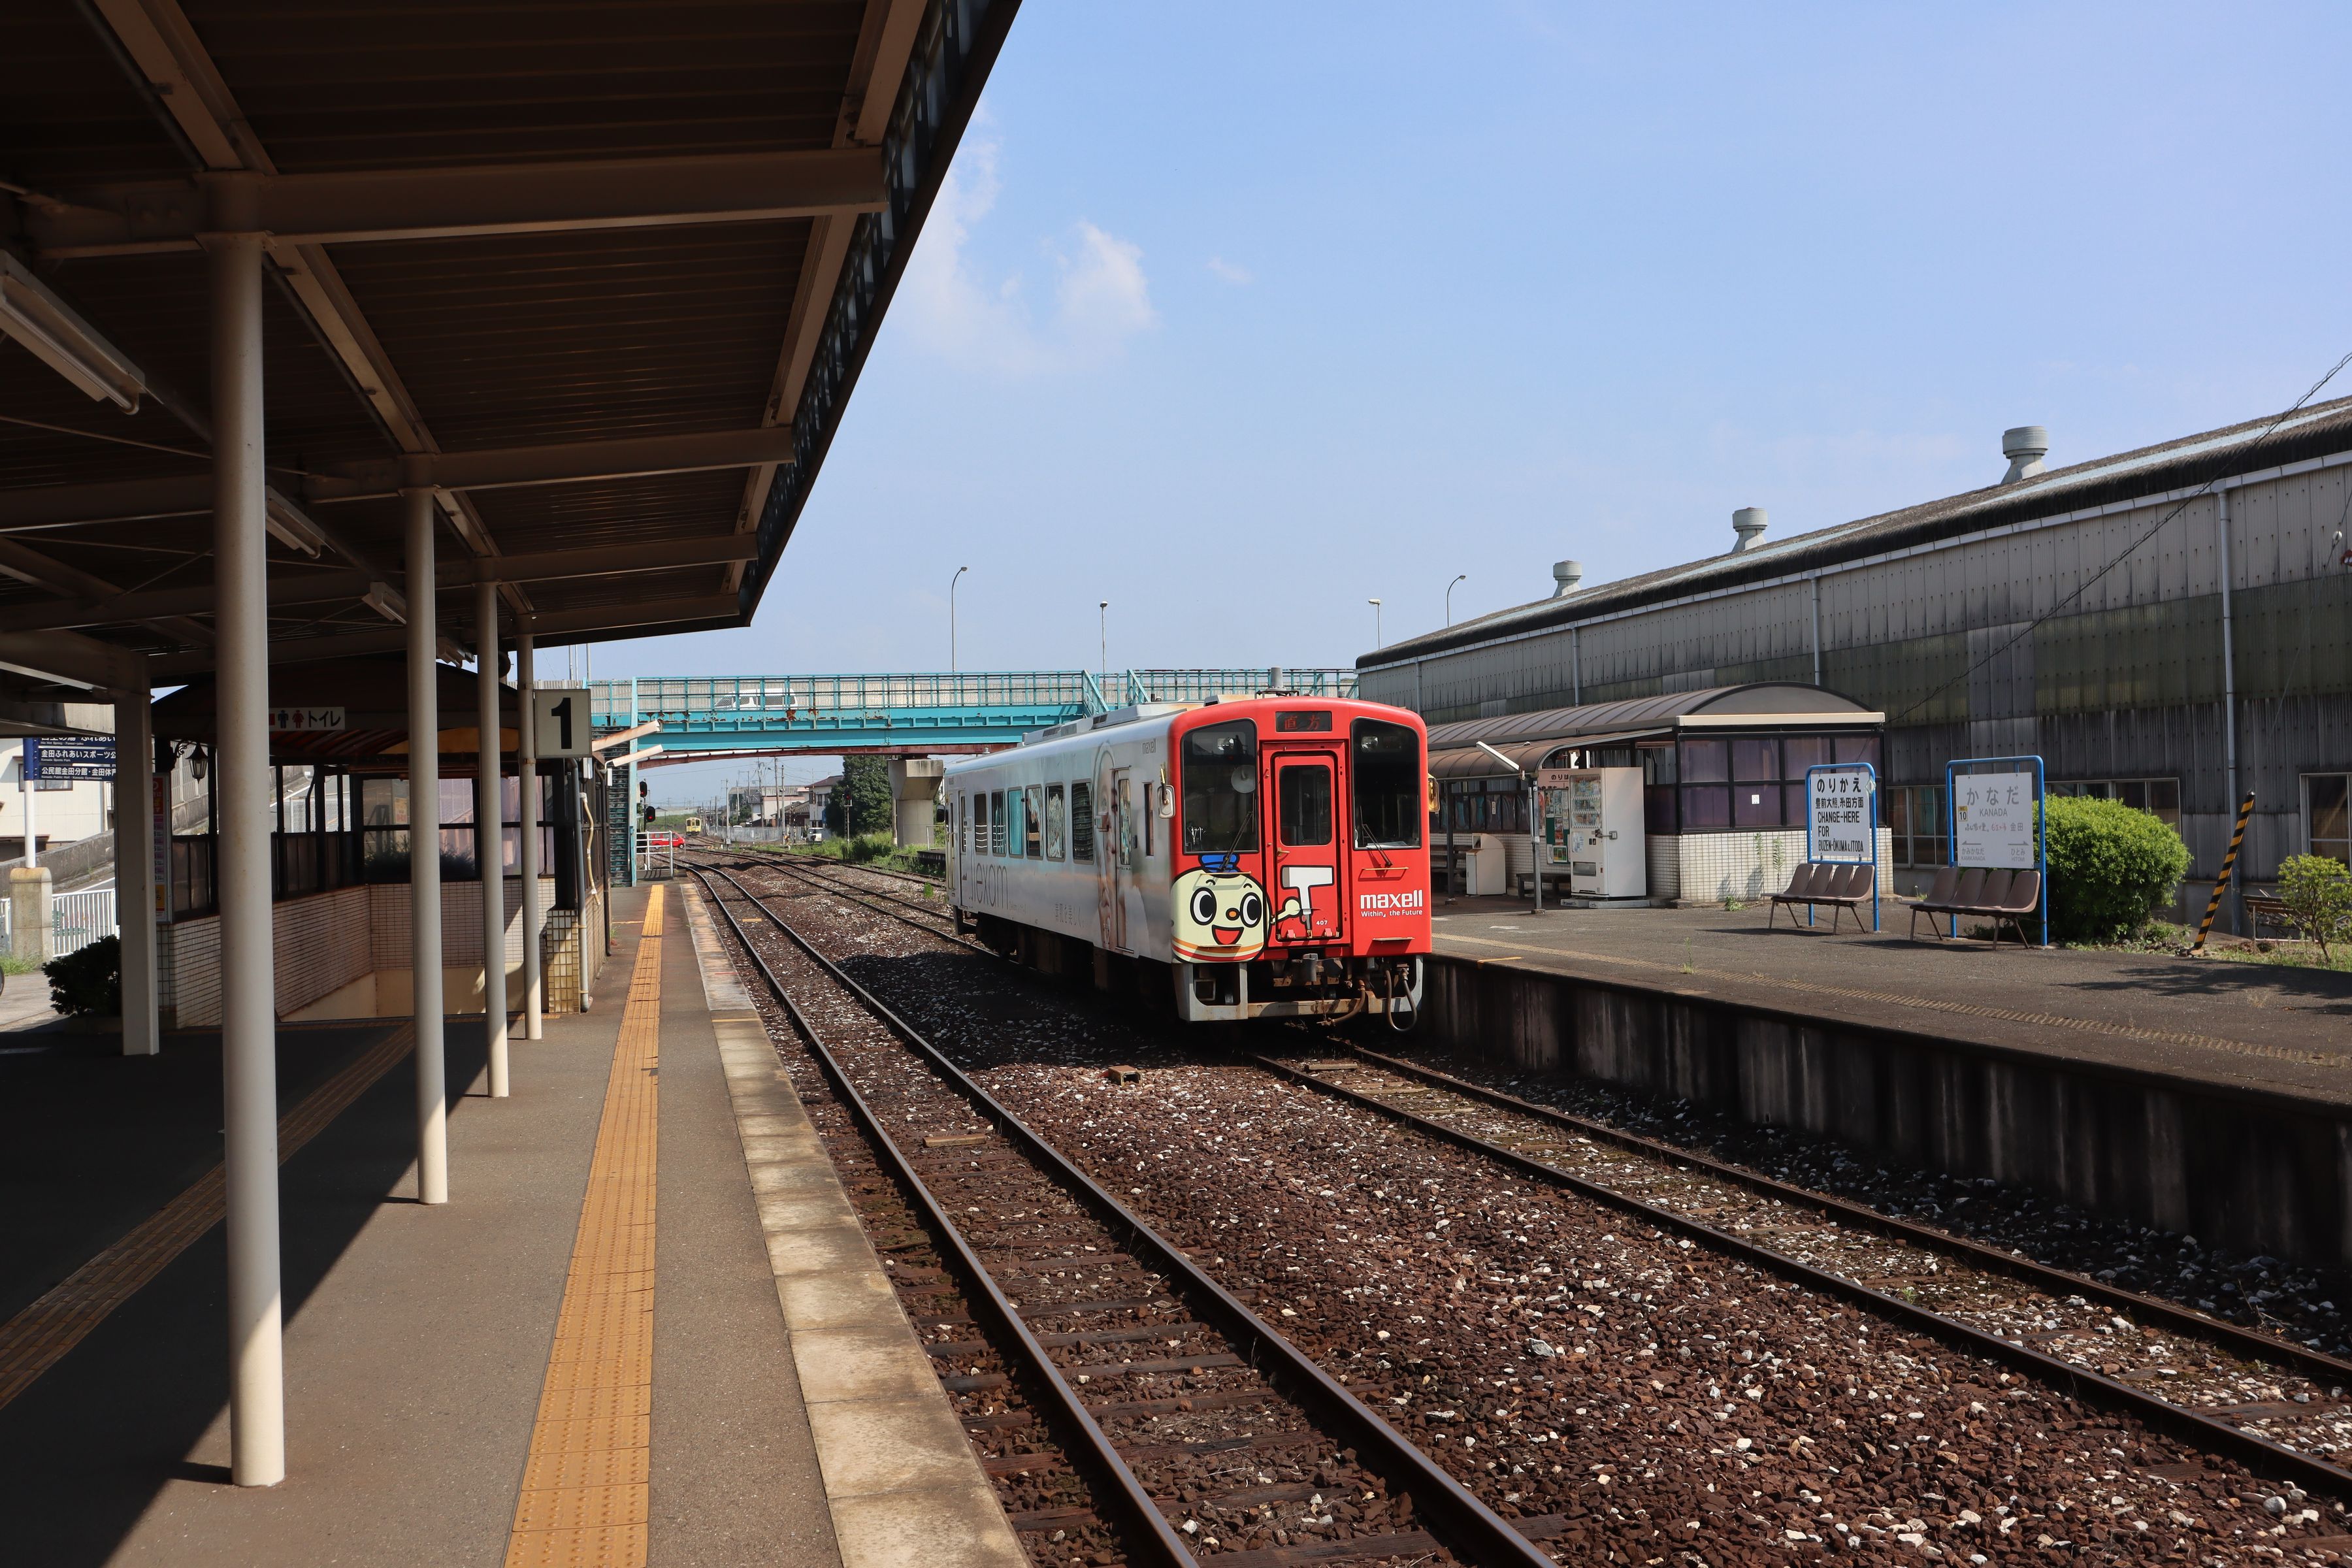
<box><xmin>1269</xmin><ymin>751</ymin><xmax>1345</xmax><ymax>944</ymax></box>
<box><xmin>1109</xmin><ymin>766</ymin><xmax>1135</xmax><ymax>951</ymax></box>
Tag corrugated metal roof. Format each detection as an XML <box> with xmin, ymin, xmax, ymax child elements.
<box><xmin>1371</xmin><ymin>395</ymin><xmax>2352</xmax><ymax>668</ymax></box>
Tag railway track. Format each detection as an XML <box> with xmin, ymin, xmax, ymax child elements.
<box><xmin>696</xmin><ymin>864</ymin><xmax>1556</xmax><ymax>1566</ymax></box>
<box><xmin>697</xmin><ymin>853</ymin><xmax>2352</xmax><ymax>1559</ymax></box>
<box><xmin>753</xmin><ymin>851</ymin><xmax>2352</xmax><ymax>1475</ymax></box>
<box><xmin>1256</xmin><ymin>1049</ymin><xmax>2352</xmax><ymax>1497</ymax></box>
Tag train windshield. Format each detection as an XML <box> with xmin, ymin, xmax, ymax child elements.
<box><xmin>1350</xmin><ymin>719</ymin><xmax>1423</xmax><ymax>849</ymax></box>
<box><xmin>1181</xmin><ymin>719</ymin><xmax>1259</xmax><ymax>854</ymax></box>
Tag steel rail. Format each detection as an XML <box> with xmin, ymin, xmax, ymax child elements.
<box><xmin>700</xmin><ymin>851</ymin><xmax>2352</xmax><ymax>1495</ymax></box>
<box><xmin>1258</xmin><ymin>1052</ymin><xmax>2352</xmax><ymax>1501</ymax></box>
<box><xmin>1341</xmin><ymin>1044</ymin><xmax>2352</xmax><ymax>1389</ymax></box>
<box><xmin>702</xmin><ymin>866</ymin><xmax>1560</xmax><ymax>1568</ymax></box>
<box><xmin>693</xmin><ymin>868</ymin><xmax>1198</xmax><ymax>1566</ymax></box>
<box><xmin>723</xmin><ymin>853</ymin><xmax>977</xmax><ymax>949</ymax></box>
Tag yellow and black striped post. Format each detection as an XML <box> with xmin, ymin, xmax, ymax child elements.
<box><xmin>2193</xmin><ymin>791</ymin><xmax>2257</xmax><ymax>953</ymax></box>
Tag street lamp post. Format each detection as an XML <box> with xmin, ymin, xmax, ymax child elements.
<box><xmin>1368</xmin><ymin>597</ymin><xmax>1382</xmax><ymax>647</ymax></box>
<box><xmin>950</xmin><ymin>565</ymin><xmax>970</xmax><ymax>673</ymax></box>
<box><xmin>1098</xmin><ymin>601</ymin><xmax>1109</xmax><ymax>685</ymax></box>
<box><xmin>1446</xmin><ymin>574</ymin><xmax>1467</xmax><ymax>626</ymax></box>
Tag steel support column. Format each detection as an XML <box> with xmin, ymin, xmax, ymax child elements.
<box><xmin>518</xmin><ymin>633</ymin><xmax>542</xmax><ymax>1039</ymax></box>
<box><xmin>406</xmin><ymin>490</ymin><xmax>448</xmax><ymax>1204</ymax></box>
<box><xmin>114</xmin><ymin>661</ymin><xmax>159</xmax><ymax>1056</ymax></box>
<box><xmin>210</xmin><ymin>231</ymin><xmax>284</xmax><ymax>1486</ymax></box>
<box><xmin>476</xmin><ymin>581</ymin><xmax>508</xmax><ymax>1098</ymax></box>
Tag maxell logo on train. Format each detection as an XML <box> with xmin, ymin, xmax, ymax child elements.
<box><xmin>1358</xmin><ymin>888</ymin><xmax>1424</xmax><ymax>914</ymax></box>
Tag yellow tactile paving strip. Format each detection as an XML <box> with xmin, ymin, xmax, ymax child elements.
<box><xmin>505</xmin><ymin>884</ymin><xmax>664</xmax><ymax>1568</ymax></box>
<box><xmin>0</xmin><ymin>1021</ymin><xmax>417</xmax><ymax>1413</ymax></box>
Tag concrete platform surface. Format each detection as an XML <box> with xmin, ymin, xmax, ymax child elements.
<box><xmin>0</xmin><ymin>881</ymin><xmax>907</xmax><ymax>1567</ymax></box>
<box><xmin>1433</xmin><ymin>896</ymin><xmax>2352</xmax><ymax>1105</ymax></box>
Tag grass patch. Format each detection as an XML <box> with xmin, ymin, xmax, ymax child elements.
<box><xmin>785</xmin><ymin>832</ymin><xmax>935</xmax><ymax>876</ymax></box>
<box><xmin>2070</xmin><ymin>918</ymin><xmax>2352</xmax><ymax>972</ymax></box>
<box><xmin>0</xmin><ymin>954</ymin><xmax>41</xmax><ymax>977</ymax></box>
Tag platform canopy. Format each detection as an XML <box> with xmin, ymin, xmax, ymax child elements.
<box><xmin>1427</xmin><ymin>682</ymin><xmax>1883</xmax><ymax>780</ymax></box>
<box><xmin>0</xmin><ymin>0</ymin><xmax>1016</xmax><ymax>698</ymax></box>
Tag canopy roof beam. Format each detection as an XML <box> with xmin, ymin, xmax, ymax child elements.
<box><xmin>12</xmin><ymin>537</ymin><xmax>764</xmax><ymax>633</ymax></box>
<box><xmin>24</xmin><ymin>150</ymin><xmax>889</xmax><ymax>258</ymax></box>
<box><xmin>0</xmin><ymin>427</ymin><xmax>801</xmax><ymax>531</ymax></box>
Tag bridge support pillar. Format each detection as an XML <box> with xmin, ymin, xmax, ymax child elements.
<box><xmin>888</xmin><ymin>757</ymin><xmax>943</xmax><ymax>848</ymax></box>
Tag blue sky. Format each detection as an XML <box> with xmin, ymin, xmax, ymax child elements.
<box><xmin>629</xmin><ymin>3</ymin><xmax>2352</xmax><ymax>803</ymax></box>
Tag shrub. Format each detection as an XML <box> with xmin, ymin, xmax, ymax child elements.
<box><xmin>2275</xmin><ymin>855</ymin><xmax>2352</xmax><ymax>963</ymax></box>
<box><xmin>2043</xmin><ymin>795</ymin><xmax>2193</xmax><ymax>943</ymax></box>
<box><xmin>44</xmin><ymin>934</ymin><xmax>122</xmax><ymax>1018</ymax></box>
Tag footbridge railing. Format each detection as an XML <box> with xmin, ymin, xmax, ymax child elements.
<box><xmin>588</xmin><ymin>669</ymin><xmax>1358</xmax><ymax>757</ymax></box>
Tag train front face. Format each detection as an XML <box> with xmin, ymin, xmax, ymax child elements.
<box><xmin>1166</xmin><ymin>696</ymin><xmax>1430</xmax><ymax>1022</ymax></box>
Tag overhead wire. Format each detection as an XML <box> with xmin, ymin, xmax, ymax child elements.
<box><xmin>1888</xmin><ymin>348</ymin><xmax>2352</xmax><ymax>725</ymax></box>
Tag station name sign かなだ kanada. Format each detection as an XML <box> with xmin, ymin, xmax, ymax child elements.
<box><xmin>1953</xmin><ymin>772</ymin><xmax>2038</xmax><ymax>869</ymax></box>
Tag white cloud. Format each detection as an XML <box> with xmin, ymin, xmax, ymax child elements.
<box><xmin>1207</xmin><ymin>255</ymin><xmax>1253</xmax><ymax>286</ymax></box>
<box><xmin>899</xmin><ymin>136</ymin><xmax>1156</xmax><ymax>375</ymax></box>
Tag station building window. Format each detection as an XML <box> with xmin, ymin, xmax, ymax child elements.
<box><xmin>1677</xmin><ymin>733</ymin><xmax>1879</xmax><ymax>834</ymax></box>
<box><xmin>1070</xmin><ymin>781</ymin><xmax>1095</xmax><ymax>862</ymax></box>
<box><xmin>1887</xmin><ymin>785</ymin><xmax>1949</xmax><ymax>868</ymax></box>
<box><xmin>1045</xmin><ymin>783</ymin><xmax>1066</xmax><ymax>860</ymax></box>
<box><xmin>2304</xmin><ymin>774</ymin><xmax>2350</xmax><ymax>868</ymax></box>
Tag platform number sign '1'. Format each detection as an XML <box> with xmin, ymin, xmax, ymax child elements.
<box><xmin>531</xmin><ymin>687</ymin><xmax>593</xmax><ymax>759</ymax></box>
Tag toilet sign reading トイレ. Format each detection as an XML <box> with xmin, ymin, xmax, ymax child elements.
<box><xmin>1806</xmin><ymin>766</ymin><xmax>1875</xmax><ymax>862</ymax></box>
<box><xmin>1953</xmin><ymin>771</ymin><xmax>2038</xmax><ymax>868</ymax></box>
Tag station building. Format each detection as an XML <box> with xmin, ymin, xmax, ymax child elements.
<box><xmin>1363</xmin><ymin>401</ymin><xmax>2352</xmax><ymax>916</ymax></box>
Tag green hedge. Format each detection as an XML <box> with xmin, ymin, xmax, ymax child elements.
<box><xmin>2044</xmin><ymin>796</ymin><xmax>2191</xmax><ymax>943</ymax></box>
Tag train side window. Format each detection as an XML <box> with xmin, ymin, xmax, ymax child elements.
<box><xmin>1070</xmin><ymin>781</ymin><xmax>1095</xmax><ymax>862</ymax></box>
<box><xmin>1045</xmin><ymin>784</ymin><xmax>1066</xmax><ymax>860</ymax></box>
<box><xmin>1024</xmin><ymin>785</ymin><xmax>1044</xmax><ymax>858</ymax></box>
<box><xmin>1008</xmin><ymin>787</ymin><xmax>1026</xmax><ymax>858</ymax></box>
<box><xmin>1180</xmin><ymin>719</ymin><xmax>1259</xmax><ymax>853</ymax></box>
<box><xmin>989</xmin><ymin>790</ymin><xmax>1005</xmax><ymax>855</ymax></box>
<box><xmin>956</xmin><ymin>793</ymin><xmax>966</xmax><ymax>853</ymax></box>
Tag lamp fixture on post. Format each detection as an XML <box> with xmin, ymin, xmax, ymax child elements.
<box><xmin>1098</xmin><ymin>601</ymin><xmax>1109</xmax><ymax>685</ymax></box>
<box><xmin>1445</xmin><ymin>574</ymin><xmax>1466</xmax><ymax>626</ymax></box>
<box><xmin>1367</xmin><ymin>597</ymin><xmax>1382</xmax><ymax>647</ymax></box>
<box><xmin>950</xmin><ymin>564</ymin><xmax>970</xmax><ymax>673</ymax></box>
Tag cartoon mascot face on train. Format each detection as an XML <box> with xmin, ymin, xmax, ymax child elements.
<box><xmin>1171</xmin><ymin>853</ymin><xmax>1268</xmax><ymax>962</ymax></box>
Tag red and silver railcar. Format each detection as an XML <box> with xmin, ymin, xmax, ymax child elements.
<box><xmin>945</xmin><ymin>694</ymin><xmax>1430</xmax><ymax>1022</ymax></box>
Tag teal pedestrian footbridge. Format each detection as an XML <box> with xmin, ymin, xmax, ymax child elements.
<box><xmin>589</xmin><ymin>669</ymin><xmax>1358</xmax><ymax>760</ymax></box>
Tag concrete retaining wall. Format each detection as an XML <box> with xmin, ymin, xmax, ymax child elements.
<box><xmin>1421</xmin><ymin>955</ymin><xmax>2352</xmax><ymax>1267</ymax></box>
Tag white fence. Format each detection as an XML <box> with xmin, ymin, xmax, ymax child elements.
<box><xmin>0</xmin><ymin>888</ymin><xmax>118</xmax><ymax>960</ymax></box>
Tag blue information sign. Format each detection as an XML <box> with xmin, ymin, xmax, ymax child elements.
<box><xmin>24</xmin><ymin>737</ymin><xmax>116</xmax><ymax>781</ymax></box>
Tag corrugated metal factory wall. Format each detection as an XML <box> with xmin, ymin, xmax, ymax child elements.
<box><xmin>1365</xmin><ymin>463</ymin><xmax>2352</xmax><ymax>883</ymax></box>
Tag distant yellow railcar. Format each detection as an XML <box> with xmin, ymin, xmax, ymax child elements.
<box><xmin>683</xmin><ymin>815</ymin><xmax>704</xmax><ymax>835</ymax></box>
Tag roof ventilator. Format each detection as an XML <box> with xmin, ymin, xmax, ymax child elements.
<box><xmin>1550</xmin><ymin>560</ymin><xmax>1583</xmax><ymax>597</ymax></box>
<box><xmin>1731</xmin><ymin>507</ymin><xmax>1768</xmax><ymax>553</ymax></box>
<box><xmin>2001</xmin><ymin>425</ymin><xmax>2049</xmax><ymax>484</ymax></box>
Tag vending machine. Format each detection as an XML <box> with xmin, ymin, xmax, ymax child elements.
<box><xmin>1541</xmin><ymin>767</ymin><xmax>1646</xmax><ymax>900</ymax></box>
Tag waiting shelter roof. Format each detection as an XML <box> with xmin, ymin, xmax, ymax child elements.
<box><xmin>1426</xmin><ymin>683</ymin><xmax>1881</xmax><ymax>781</ymax></box>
